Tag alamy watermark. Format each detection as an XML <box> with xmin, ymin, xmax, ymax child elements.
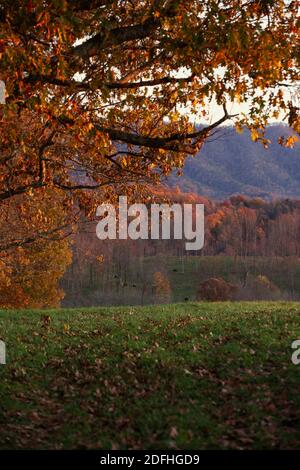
<box><xmin>96</xmin><ymin>196</ymin><xmax>204</xmax><ymax>251</ymax></box>
<box><xmin>291</xmin><ymin>340</ymin><xmax>300</xmax><ymax>365</ymax></box>
<box><xmin>0</xmin><ymin>340</ymin><xmax>6</xmax><ymax>365</ymax></box>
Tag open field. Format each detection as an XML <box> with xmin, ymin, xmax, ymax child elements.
<box><xmin>1</xmin><ymin>302</ymin><xmax>300</xmax><ymax>449</ymax></box>
<box><xmin>63</xmin><ymin>256</ymin><xmax>300</xmax><ymax>306</ymax></box>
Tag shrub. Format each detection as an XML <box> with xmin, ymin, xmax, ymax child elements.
<box><xmin>235</xmin><ymin>274</ymin><xmax>281</xmax><ymax>301</ymax></box>
<box><xmin>196</xmin><ymin>277</ymin><xmax>236</xmax><ymax>302</ymax></box>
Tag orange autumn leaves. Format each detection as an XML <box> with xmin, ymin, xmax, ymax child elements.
<box><xmin>0</xmin><ymin>1</ymin><xmax>299</xmax><ymax>306</ymax></box>
<box><xmin>0</xmin><ymin>189</ymin><xmax>72</xmax><ymax>308</ymax></box>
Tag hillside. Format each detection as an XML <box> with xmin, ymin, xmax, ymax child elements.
<box><xmin>169</xmin><ymin>125</ymin><xmax>300</xmax><ymax>199</ymax></box>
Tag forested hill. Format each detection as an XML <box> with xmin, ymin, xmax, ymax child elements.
<box><xmin>169</xmin><ymin>125</ymin><xmax>300</xmax><ymax>200</ymax></box>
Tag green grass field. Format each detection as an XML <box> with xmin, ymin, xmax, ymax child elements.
<box><xmin>1</xmin><ymin>302</ymin><xmax>300</xmax><ymax>449</ymax></box>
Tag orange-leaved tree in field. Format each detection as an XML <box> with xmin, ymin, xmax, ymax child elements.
<box><xmin>152</xmin><ymin>271</ymin><xmax>172</xmax><ymax>303</ymax></box>
<box><xmin>0</xmin><ymin>188</ymin><xmax>72</xmax><ymax>307</ymax></box>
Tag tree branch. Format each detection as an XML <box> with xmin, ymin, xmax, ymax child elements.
<box><xmin>72</xmin><ymin>1</ymin><xmax>179</xmax><ymax>58</ymax></box>
<box><xmin>26</xmin><ymin>73</ymin><xmax>195</xmax><ymax>91</ymax></box>
<box><xmin>53</xmin><ymin>181</ymin><xmax>108</xmax><ymax>191</ymax></box>
<box><xmin>93</xmin><ymin>107</ymin><xmax>235</xmax><ymax>154</ymax></box>
<box><xmin>0</xmin><ymin>223</ymin><xmax>72</xmax><ymax>251</ymax></box>
<box><xmin>0</xmin><ymin>134</ymin><xmax>54</xmax><ymax>201</ymax></box>
<box><xmin>73</xmin><ymin>17</ymin><xmax>159</xmax><ymax>59</ymax></box>
<box><xmin>0</xmin><ymin>181</ymin><xmax>45</xmax><ymax>201</ymax></box>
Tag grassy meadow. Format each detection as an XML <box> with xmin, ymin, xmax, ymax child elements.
<box><xmin>62</xmin><ymin>255</ymin><xmax>300</xmax><ymax>307</ymax></box>
<box><xmin>0</xmin><ymin>302</ymin><xmax>300</xmax><ymax>449</ymax></box>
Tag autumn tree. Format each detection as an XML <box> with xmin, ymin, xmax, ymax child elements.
<box><xmin>0</xmin><ymin>108</ymin><xmax>74</xmax><ymax>306</ymax></box>
<box><xmin>152</xmin><ymin>271</ymin><xmax>172</xmax><ymax>303</ymax></box>
<box><xmin>196</xmin><ymin>277</ymin><xmax>237</xmax><ymax>301</ymax></box>
<box><xmin>0</xmin><ymin>0</ymin><xmax>299</xmax><ymax>305</ymax></box>
<box><xmin>0</xmin><ymin>236</ymin><xmax>72</xmax><ymax>308</ymax></box>
<box><xmin>0</xmin><ymin>188</ymin><xmax>72</xmax><ymax>307</ymax></box>
<box><xmin>0</xmin><ymin>0</ymin><xmax>299</xmax><ymax>216</ymax></box>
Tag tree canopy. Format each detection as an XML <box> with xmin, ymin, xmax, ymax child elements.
<box><xmin>0</xmin><ymin>0</ymin><xmax>299</xmax><ymax>306</ymax></box>
<box><xmin>0</xmin><ymin>0</ymin><xmax>300</xmax><ymax>239</ymax></box>
<box><xmin>0</xmin><ymin>0</ymin><xmax>299</xmax><ymax>235</ymax></box>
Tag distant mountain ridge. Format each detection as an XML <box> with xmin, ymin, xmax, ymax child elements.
<box><xmin>169</xmin><ymin>125</ymin><xmax>300</xmax><ymax>200</ymax></box>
